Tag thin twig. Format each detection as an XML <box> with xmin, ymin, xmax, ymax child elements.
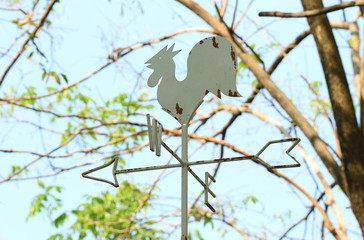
<box><xmin>0</xmin><ymin>0</ymin><xmax>59</xmax><ymax>87</ymax></box>
<box><xmin>232</xmin><ymin>0</ymin><xmax>254</xmax><ymax>31</ymax></box>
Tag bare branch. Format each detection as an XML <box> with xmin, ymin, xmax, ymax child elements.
<box><xmin>175</xmin><ymin>0</ymin><xmax>347</xmax><ymax>196</ymax></box>
<box><xmin>360</xmin><ymin>20</ymin><xmax>364</xmax><ymax>144</ymax></box>
<box><xmin>218</xmin><ymin>0</ymin><xmax>229</xmax><ymax>18</ymax></box>
<box><xmin>5</xmin><ymin>28</ymin><xmax>214</xmax><ymax>103</ymax></box>
<box><xmin>279</xmin><ymin>183</ymin><xmax>336</xmax><ymax>239</ymax></box>
<box><xmin>0</xmin><ymin>0</ymin><xmax>59</xmax><ymax>88</ymax></box>
<box><xmin>259</xmin><ymin>0</ymin><xmax>364</xmax><ymax>18</ymax></box>
<box><xmin>245</xmin><ymin>107</ymin><xmax>347</xmax><ymax>238</ymax></box>
<box><xmin>230</xmin><ymin>0</ymin><xmax>238</xmax><ymax>29</ymax></box>
<box><xmin>215</xmin><ymin>210</ymin><xmax>250</xmax><ymax>239</ymax></box>
<box><xmin>232</xmin><ymin>0</ymin><xmax>254</xmax><ymax>31</ymax></box>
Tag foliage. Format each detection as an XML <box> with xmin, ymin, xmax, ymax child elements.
<box><xmin>28</xmin><ymin>180</ymin><xmax>164</xmax><ymax>240</ymax></box>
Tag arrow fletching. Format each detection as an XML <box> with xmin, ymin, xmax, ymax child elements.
<box><xmin>253</xmin><ymin>138</ymin><xmax>301</xmax><ymax>169</ymax></box>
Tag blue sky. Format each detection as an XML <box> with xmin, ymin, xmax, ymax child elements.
<box><xmin>0</xmin><ymin>0</ymin><xmax>362</xmax><ymax>239</ymax></box>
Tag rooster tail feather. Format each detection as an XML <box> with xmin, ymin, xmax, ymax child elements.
<box><xmin>187</xmin><ymin>36</ymin><xmax>242</xmax><ymax>99</ymax></box>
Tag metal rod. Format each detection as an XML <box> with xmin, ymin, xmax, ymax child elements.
<box><xmin>115</xmin><ymin>163</ymin><xmax>181</xmax><ymax>174</ymax></box>
<box><xmin>181</xmin><ymin>124</ymin><xmax>188</xmax><ymax>240</ymax></box>
<box><xmin>147</xmin><ymin>114</ymin><xmax>154</xmax><ymax>152</ymax></box>
<box><xmin>151</xmin><ymin>118</ymin><xmax>157</xmax><ymax>152</ymax></box>
<box><xmin>204</xmin><ymin>172</ymin><xmax>216</xmax><ymax>212</ymax></box>
<box><xmin>188</xmin><ymin>155</ymin><xmax>255</xmax><ymax>166</ymax></box>
<box><xmin>156</xmin><ymin>124</ymin><xmax>162</xmax><ymax>156</ymax></box>
<box><xmin>115</xmin><ymin>155</ymin><xmax>257</xmax><ymax>174</ymax></box>
<box><xmin>161</xmin><ymin>141</ymin><xmax>184</xmax><ymax>165</ymax></box>
<box><xmin>187</xmin><ymin>166</ymin><xmax>215</xmax><ymax>196</ymax></box>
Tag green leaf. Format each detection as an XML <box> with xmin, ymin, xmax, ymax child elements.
<box><xmin>38</xmin><ymin>179</ymin><xmax>45</xmax><ymax>189</ymax></box>
<box><xmin>27</xmin><ymin>51</ymin><xmax>34</xmax><ymax>59</ymax></box>
<box><xmin>42</xmin><ymin>69</ymin><xmax>47</xmax><ymax>80</ymax></box>
<box><xmin>242</xmin><ymin>195</ymin><xmax>259</xmax><ymax>205</ymax></box>
<box><xmin>60</xmin><ymin>73</ymin><xmax>68</xmax><ymax>83</ymax></box>
<box><xmin>50</xmin><ymin>72</ymin><xmax>61</xmax><ymax>84</ymax></box>
<box><xmin>53</xmin><ymin>213</ymin><xmax>67</xmax><ymax>228</ymax></box>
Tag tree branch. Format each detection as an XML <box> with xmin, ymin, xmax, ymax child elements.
<box><xmin>0</xmin><ymin>0</ymin><xmax>59</xmax><ymax>88</ymax></box>
<box><xmin>300</xmin><ymin>0</ymin><xmax>363</xmax><ymax>234</ymax></box>
<box><xmin>259</xmin><ymin>0</ymin><xmax>364</xmax><ymax>18</ymax></box>
<box><xmin>175</xmin><ymin>0</ymin><xmax>348</xmax><ymax>196</ymax></box>
<box><xmin>279</xmin><ymin>183</ymin><xmax>336</xmax><ymax>239</ymax></box>
<box><xmin>5</xmin><ymin>28</ymin><xmax>214</xmax><ymax>103</ymax></box>
<box><xmin>245</xmin><ymin>107</ymin><xmax>347</xmax><ymax>238</ymax></box>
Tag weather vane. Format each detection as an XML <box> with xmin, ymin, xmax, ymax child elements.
<box><xmin>82</xmin><ymin>36</ymin><xmax>301</xmax><ymax>240</ymax></box>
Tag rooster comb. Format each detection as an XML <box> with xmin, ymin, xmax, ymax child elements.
<box><xmin>161</xmin><ymin>43</ymin><xmax>181</xmax><ymax>57</ymax></box>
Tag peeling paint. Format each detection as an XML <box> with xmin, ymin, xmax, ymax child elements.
<box><xmin>217</xmin><ymin>89</ymin><xmax>221</xmax><ymax>98</ymax></box>
<box><xmin>212</xmin><ymin>37</ymin><xmax>219</xmax><ymax>48</ymax></box>
<box><xmin>163</xmin><ymin>107</ymin><xmax>171</xmax><ymax>114</ymax></box>
<box><xmin>230</xmin><ymin>46</ymin><xmax>236</xmax><ymax>69</ymax></box>
<box><xmin>228</xmin><ymin>89</ymin><xmax>238</xmax><ymax>97</ymax></box>
<box><xmin>176</xmin><ymin>103</ymin><xmax>183</xmax><ymax>115</ymax></box>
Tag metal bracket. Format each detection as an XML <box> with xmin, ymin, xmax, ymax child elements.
<box><xmin>204</xmin><ymin>172</ymin><xmax>216</xmax><ymax>212</ymax></box>
<box><xmin>147</xmin><ymin>114</ymin><xmax>163</xmax><ymax>156</ymax></box>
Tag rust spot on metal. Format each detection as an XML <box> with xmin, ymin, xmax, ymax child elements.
<box><xmin>163</xmin><ymin>107</ymin><xmax>171</xmax><ymax>114</ymax></box>
<box><xmin>217</xmin><ymin>89</ymin><xmax>221</xmax><ymax>98</ymax></box>
<box><xmin>176</xmin><ymin>103</ymin><xmax>183</xmax><ymax>115</ymax></box>
<box><xmin>212</xmin><ymin>37</ymin><xmax>219</xmax><ymax>48</ymax></box>
<box><xmin>200</xmin><ymin>40</ymin><xmax>204</xmax><ymax>44</ymax></box>
<box><xmin>230</xmin><ymin>46</ymin><xmax>236</xmax><ymax>69</ymax></box>
<box><xmin>205</xmin><ymin>90</ymin><xmax>209</xmax><ymax>95</ymax></box>
<box><xmin>228</xmin><ymin>89</ymin><xmax>238</xmax><ymax>97</ymax></box>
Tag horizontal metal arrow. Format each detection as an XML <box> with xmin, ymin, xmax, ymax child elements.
<box><xmin>81</xmin><ymin>138</ymin><xmax>301</xmax><ymax>188</ymax></box>
<box><xmin>82</xmin><ymin>156</ymin><xmax>119</xmax><ymax>187</ymax></box>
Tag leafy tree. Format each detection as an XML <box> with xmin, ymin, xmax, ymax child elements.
<box><xmin>1</xmin><ymin>0</ymin><xmax>363</xmax><ymax>239</ymax></box>
<box><xmin>28</xmin><ymin>180</ymin><xmax>163</xmax><ymax>239</ymax></box>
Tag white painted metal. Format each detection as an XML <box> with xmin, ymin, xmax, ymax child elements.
<box><xmin>145</xmin><ymin>36</ymin><xmax>241</xmax><ymax>124</ymax></box>
<box><xmin>181</xmin><ymin>124</ymin><xmax>188</xmax><ymax>240</ymax></box>
<box><xmin>147</xmin><ymin>114</ymin><xmax>154</xmax><ymax>152</ymax></box>
<box><xmin>156</xmin><ymin>124</ymin><xmax>162</xmax><ymax>157</ymax></box>
<box><xmin>147</xmin><ymin>114</ymin><xmax>163</xmax><ymax>156</ymax></box>
<box><xmin>204</xmin><ymin>172</ymin><xmax>216</xmax><ymax>212</ymax></box>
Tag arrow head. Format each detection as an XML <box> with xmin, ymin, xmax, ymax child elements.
<box><xmin>82</xmin><ymin>156</ymin><xmax>120</xmax><ymax>187</ymax></box>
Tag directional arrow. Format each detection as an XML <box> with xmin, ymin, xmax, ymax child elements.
<box><xmin>82</xmin><ymin>138</ymin><xmax>301</xmax><ymax>188</ymax></box>
<box><xmin>82</xmin><ymin>156</ymin><xmax>119</xmax><ymax>187</ymax></box>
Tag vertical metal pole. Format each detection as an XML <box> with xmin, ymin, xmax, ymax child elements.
<box><xmin>181</xmin><ymin>124</ymin><xmax>188</xmax><ymax>240</ymax></box>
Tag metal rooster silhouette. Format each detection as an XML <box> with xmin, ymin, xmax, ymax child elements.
<box><xmin>145</xmin><ymin>36</ymin><xmax>241</xmax><ymax>124</ymax></box>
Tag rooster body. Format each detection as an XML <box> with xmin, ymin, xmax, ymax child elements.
<box><xmin>145</xmin><ymin>36</ymin><xmax>241</xmax><ymax>124</ymax></box>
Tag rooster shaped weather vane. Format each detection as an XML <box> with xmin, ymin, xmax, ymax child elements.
<box><xmin>145</xmin><ymin>36</ymin><xmax>240</xmax><ymax>124</ymax></box>
<box><xmin>82</xmin><ymin>36</ymin><xmax>301</xmax><ymax>240</ymax></box>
